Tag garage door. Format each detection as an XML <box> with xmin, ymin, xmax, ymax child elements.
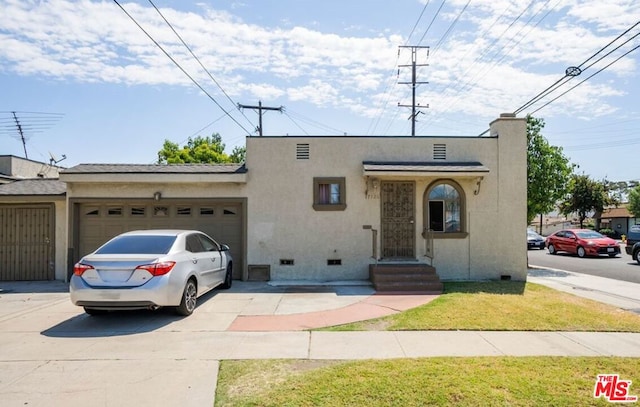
<box><xmin>0</xmin><ymin>204</ymin><xmax>55</xmax><ymax>281</ymax></box>
<box><xmin>76</xmin><ymin>200</ymin><xmax>244</xmax><ymax>279</ymax></box>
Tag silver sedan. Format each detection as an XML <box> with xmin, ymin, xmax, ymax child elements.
<box><xmin>70</xmin><ymin>230</ymin><xmax>233</xmax><ymax>316</ymax></box>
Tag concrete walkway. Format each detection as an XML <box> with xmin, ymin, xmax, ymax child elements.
<box><xmin>1</xmin><ymin>269</ymin><xmax>640</xmax><ymax>407</ymax></box>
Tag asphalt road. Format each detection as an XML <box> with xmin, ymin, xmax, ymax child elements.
<box><xmin>527</xmin><ymin>245</ymin><xmax>640</xmax><ymax>284</ymax></box>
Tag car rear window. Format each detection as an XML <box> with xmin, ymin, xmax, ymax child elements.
<box><xmin>95</xmin><ymin>235</ymin><xmax>177</xmax><ymax>255</ymax></box>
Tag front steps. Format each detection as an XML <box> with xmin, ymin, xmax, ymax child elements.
<box><xmin>369</xmin><ymin>263</ymin><xmax>443</xmax><ymax>293</ymax></box>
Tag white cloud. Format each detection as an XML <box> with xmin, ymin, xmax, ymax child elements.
<box><xmin>0</xmin><ymin>0</ymin><xmax>638</xmax><ymax>130</ymax></box>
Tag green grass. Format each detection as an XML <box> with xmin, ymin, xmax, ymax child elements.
<box><xmin>214</xmin><ymin>281</ymin><xmax>640</xmax><ymax>406</ymax></box>
<box><xmin>216</xmin><ymin>358</ymin><xmax>640</xmax><ymax>406</ymax></box>
<box><xmin>323</xmin><ymin>281</ymin><xmax>640</xmax><ymax>332</ymax></box>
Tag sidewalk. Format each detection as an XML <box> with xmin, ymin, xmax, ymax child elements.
<box><xmin>1</xmin><ymin>271</ymin><xmax>640</xmax><ymax>407</ymax></box>
<box><xmin>527</xmin><ymin>266</ymin><xmax>640</xmax><ymax>314</ymax></box>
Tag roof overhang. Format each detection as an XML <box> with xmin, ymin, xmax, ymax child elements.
<box><xmin>362</xmin><ymin>161</ymin><xmax>490</xmax><ymax>178</ymax></box>
<box><xmin>60</xmin><ymin>164</ymin><xmax>248</xmax><ymax>184</ymax></box>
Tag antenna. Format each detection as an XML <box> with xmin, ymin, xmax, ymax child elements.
<box><xmin>0</xmin><ymin>111</ymin><xmax>65</xmax><ymax>158</ymax></box>
<box><xmin>48</xmin><ymin>151</ymin><xmax>67</xmax><ymax>165</ymax></box>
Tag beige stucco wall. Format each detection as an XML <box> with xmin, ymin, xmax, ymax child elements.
<box><xmin>0</xmin><ymin>156</ymin><xmax>60</xmax><ymax>179</ymax></box>
<box><xmin>59</xmin><ymin>114</ymin><xmax>526</xmax><ymax>283</ymax></box>
<box><xmin>244</xmin><ymin>114</ymin><xmax>527</xmax><ymax>281</ymax></box>
<box><xmin>53</xmin><ymin>200</ymin><xmax>67</xmax><ymax>280</ymax></box>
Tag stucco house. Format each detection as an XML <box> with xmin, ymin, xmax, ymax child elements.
<box><xmin>1</xmin><ymin>113</ymin><xmax>527</xmax><ymax>286</ymax></box>
<box><xmin>595</xmin><ymin>205</ymin><xmax>639</xmax><ymax>237</ymax></box>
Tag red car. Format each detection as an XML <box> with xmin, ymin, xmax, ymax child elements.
<box><xmin>545</xmin><ymin>229</ymin><xmax>621</xmax><ymax>258</ymax></box>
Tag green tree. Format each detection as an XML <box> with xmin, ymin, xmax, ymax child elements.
<box><xmin>230</xmin><ymin>146</ymin><xmax>246</xmax><ymax>163</ymax></box>
<box><xmin>157</xmin><ymin>134</ymin><xmax>244</xmax><ymax>164</ymax></box>
<box><xmin>560</xmin><ymin>174</ymin><xmax>617</xmax><ymax>228</ymax></box>
<box><xmin>526</xmin><ymin>115</ymin><xmax>574</xmax><ymax>229</ymax></box>
<box><xmin>628</xmin><ymin>184</ymin><xmax>640</xmax><ymax>220</ymax></box>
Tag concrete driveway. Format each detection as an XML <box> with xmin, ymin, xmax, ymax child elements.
<box><xmin>2</xmin><ymin>277</ymin><xmax>639</xmax><ymax>407</ymax></box>
<box><xmin>0</xmin><ymin>280</ymin><xmax>425</xmax><ymax>407</ymax></box>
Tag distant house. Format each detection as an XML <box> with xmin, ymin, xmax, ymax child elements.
<box><xmin>1</xmin><ymin>113</ymin><xmax>528</xmax><ymax>285</ymax></box>
<box><xmin>0</xmin><ymin>155</ymin><xmax>61</xmax><ymax>183</ymax></box>
<box><xmin>595</xmin><ymin>205</ymin><xmax>639</xmax><ymax>237</ymax></box>
<box><xmin>0</xmin><ymin>155</ymin><xmax>66</xmax><ymax>280</ymax></box>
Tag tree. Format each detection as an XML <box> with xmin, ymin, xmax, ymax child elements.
<box><xmin>628</xmin><ymin>184</ymin><xmax>640</xmax><ymax>220</ymax></box>
<box><xmin>230</xmin><ymin>146</ymin><xmax>246</xmax><ymax>163</ymax></box>
<box><xmin>526</xmin><ymin>115</ymin><xmax>574</xmax><ymax>229</ymax></box>
<box><xmin>157</xmin><ymin>134</ymin><xmax>244</xmax><ymax>164</ymax></box>
<box><xmin>560</xmin><ymin>174</ymin><xmax>617</xmax><ymax>228</ymax></box>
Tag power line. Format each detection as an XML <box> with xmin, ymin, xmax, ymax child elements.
<box><xmin>515</xmin><ymin>20</ymin><xmax>640</xmax><ymax>115</ymax></box>
<box><xmin>474</xmin><ymin>20</ymin><xmax>640</xmax><ymax>136</ymax></box>
<box><xmin>530</xmin><ymin>44</ymin><xmax>640</xmax><ymax>115</ymax></box>
<box><xmin>112</xmin><ymin>0</ymin><xmax>252</xmax><ymax>135</ymax></box>
<box><xmin>146</xmin><ymin>0</ymin><xmax>254</xmax><ymax>129</ymax></box>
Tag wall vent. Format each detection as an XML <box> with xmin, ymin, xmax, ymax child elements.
<box><xmin>280</xmin><ymin>259</ymin><xmax>295</xmax><ymax>266</ymax></box>
<box><xmin>248</xmin><ymin>264</ymin><xmax>271</xmax><ymax>281</ymax></box>
<box><xmin>433</xmin><ymin>144</ymin><xmax>446</xmax><ymax>160</ymax></box>
<box><xmin>327</xmin><ymin>259</ymin><xmax>342</xmax><ymax>266</ymax></box>
<box><xmin>296</xmin><ymin>143</ymin><xmax>310</xmax><ymax>160</ymax></box>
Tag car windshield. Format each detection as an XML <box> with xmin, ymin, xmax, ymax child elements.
<box><xmin>527</xmin><ymin>231</ymin><xmax>539</xmax><ymax>237</ymax></box>
<box><xmin>575</xmin><ymin>231</ymin><xmax>604</xmax><ymax>239</ymax></box>
<box><xmin>95</xmin><ymin>235</ymin><xmax>177</xmax><ymax>254</ymax></box>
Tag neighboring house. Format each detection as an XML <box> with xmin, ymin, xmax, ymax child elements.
<box><xmin>0</xmin><ymin>155</ymin><xmax>62</xmax><ymax>183</ymax></box>
<box><xmin>0</xmin><ymin>156</ymin><xmax>66</xmax><ymax>280</ymax></box>
<box><xmin>595</xmin><ymin>205</ymin><xmax>639</xmax><ymax>237</ymax></box>
<box><xmin>0</xmin><ymin>178</ymin><xmax>66</xmax><ymax>280</ymax></box>
<box><xmin>2</xmin><ymin>113</ymin><xmax>527</xmax><ymax>283</ymax></box>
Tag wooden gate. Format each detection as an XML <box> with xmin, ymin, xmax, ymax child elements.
<box><xmin>0</xmin><ymin>205</ymin><xmax>54</xmax><ymax>280</ymax></box>
<box><xmin>381</xmin><ymin>181</ymin><xmax>415</xmax><ymax>259</ymax></box>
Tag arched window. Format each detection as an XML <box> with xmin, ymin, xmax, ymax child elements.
<box><xmin>425</xmin><ymin>180</ymin><xmax>465</xmax><ymax>234</ymax></box>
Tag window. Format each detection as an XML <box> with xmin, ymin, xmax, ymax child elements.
<box><xmin>425</xmin><ymin>180</ymin><xmax>465</xmax><ymax>236</ymax></box>
<box><xmin>313</xmin><ymin>177</ymin><xmax>346</xmax><ymax>211</ymax></box>
<box><xmin>131</xmin><ymin>207</ymin><xmax>146</xmax><ymax>216</ymax></box>
<box><xmin>177</xmin><ymin>207</ymin><xmax>192</xmax><ymax>216</ymax></box>
<box><xmin>107</xmin><ymin>207</ymin><xmax>123</xmax><ymax>216</ymax></box>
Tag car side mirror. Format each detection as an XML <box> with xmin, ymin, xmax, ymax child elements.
<box><xmin>220</xmin><ymin>244</ymin><xmax>230</xmax><ymax>252</ymax></box>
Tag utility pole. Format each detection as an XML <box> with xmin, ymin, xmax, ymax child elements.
<box><xmin>237</xmin><ymin>101</ymin><xmax>283</xmax><ymax>136</ymax></box>
<box><xmin>398</xmin><ymin>46</ymin><xmax>429</xmax><ymax>136</ymax></box>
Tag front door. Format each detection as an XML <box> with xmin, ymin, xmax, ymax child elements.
<box><xmin>381</xmin><ymin>181</ymin><xmax>415</xmax><ymax>259</ymax></box>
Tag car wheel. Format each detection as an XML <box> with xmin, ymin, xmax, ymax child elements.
<box><xmin>84</xmin><ymin>307</ymin><xmax>107</xmax><ymax>316</ymax></box>
<box><xmin>635</xmin><ymin>251</ymin><xmax>640</xmax><ymax>265</ymax></box>
<box><xmin>577</xmin><ymin>246</ymin><xmax>586</xmax><ymax>258</ymax></box>
<box><xmin>548</xmin><ymin>244</ymin><xmax>556</xmax><ymax>255</ymax></box>
<box><xmin>176</xmin><ymin>278</ymin><xmax>197</xmax><ymax>316</ymax></box>
<box><xmin>220</xmin><ymin>263</ymin><xmax>233</xmax><ymax>289</ymax></box>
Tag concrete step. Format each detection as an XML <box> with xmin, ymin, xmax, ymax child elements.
<box><xmin>369</xmin><ymin>263</ymin><xmax>443</xmax><ymax>293</ymax></box>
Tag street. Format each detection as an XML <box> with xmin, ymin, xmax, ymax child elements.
<box><xmin>527</xmin><ymin>245</ymin><xmax>640</xmax><ymax>284</ymax></box>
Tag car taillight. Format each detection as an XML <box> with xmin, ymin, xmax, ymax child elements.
<box><xmin>73</xmin><ymin>263</ymin><xmax>94</xmax><ymax>276</ymax></box>
<box><xmin>135</xmin><ymin>261</ymin><xmax>176</xmax><ymax>276</ymax></box>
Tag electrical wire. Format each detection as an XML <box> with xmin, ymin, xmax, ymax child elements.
<box><xmin>146</xmin><ymin>0</ymin><xmax>254</xmax><ymax>129</ymax></box>
<box><xmin>112</xmin><ymin>0</ymin><xmax>252</xmax><ymax>136</ymax></box>
<box><xmin>530</xmin><ymin>44</ymin><xmax>640</xmax><ymax>115</ymax></box>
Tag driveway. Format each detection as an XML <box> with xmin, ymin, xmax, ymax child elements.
<box><xmin>0</xmin><ymin>280</ymin><xmax>434</xmax><ymax>407</ymax></box>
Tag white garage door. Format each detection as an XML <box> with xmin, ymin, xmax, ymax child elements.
<box><xmin>77</xmin><ymin>200</ymin><xmax>243</xmax><ymax>278</ymax></box>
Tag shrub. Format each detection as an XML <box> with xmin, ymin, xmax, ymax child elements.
<box><xmin>598</xmin><ymin>228</ymin><xmax>616</xmax><ymax>238</ymax></box>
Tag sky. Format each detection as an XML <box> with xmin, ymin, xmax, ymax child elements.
<box><xmin>1</xmin><ymin>0</ymin><xmax>639</xmax><ymax>182</ymax></box>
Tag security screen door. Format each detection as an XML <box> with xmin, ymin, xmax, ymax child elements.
<box><xmin>381</xmin><ymin>181</ymin><xmax>415</xmax><ymax>259</ymax></box>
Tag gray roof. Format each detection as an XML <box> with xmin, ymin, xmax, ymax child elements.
<box><xmin>0</xmin><ymin>179</ymin><xmax>66</xmax><ymax>196</ymax></box>
<box><xmin>62</xmin><ymin>163</ymin><xmax>247</xmax><ymax>174</ymax></box>
<box><xmin>362</xmin><ymin>161</ymin><xmax>490</xmax><ymax>172</ymax></box>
